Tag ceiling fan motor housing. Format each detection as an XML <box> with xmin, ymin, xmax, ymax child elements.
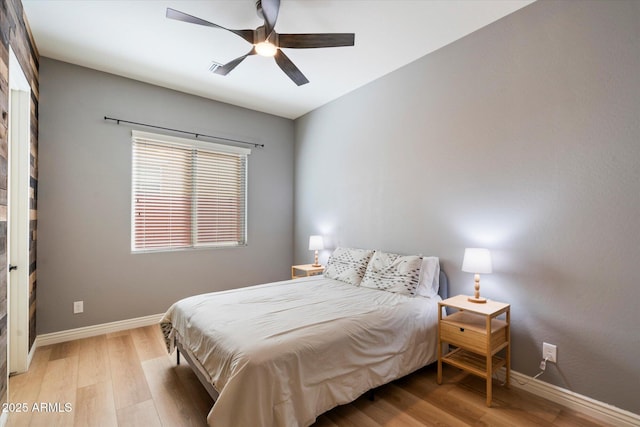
<box><xmin>256</xmin><ymin>0</ymin><xmax>265</xmax><ymax>20</ymax></box>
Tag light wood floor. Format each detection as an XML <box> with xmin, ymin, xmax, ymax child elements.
<box><xmin>7</xmin><ymin>325</ymin><xmax>607</xmax><ymax>427</ymax></box>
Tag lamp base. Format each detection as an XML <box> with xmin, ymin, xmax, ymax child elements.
<box><xmin>468</xmin><ymin>296</ymin><xmax>487</xmax><ymax>304</ymax></box>
<box><xmin>311</xmin><ymin>250</ymin><xmax>322</xmax><ymax>268</ymax></box>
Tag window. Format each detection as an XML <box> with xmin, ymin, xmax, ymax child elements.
<box><xmin>131</xmin><ymin>130</ymin><xmax>250</xmax><ymax>252</ymax></box>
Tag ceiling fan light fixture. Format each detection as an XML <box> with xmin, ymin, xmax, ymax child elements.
<box><xmin>255</xmin><ymin>41</ymin><xmax>277</xmax><ymax>57</ymax></box>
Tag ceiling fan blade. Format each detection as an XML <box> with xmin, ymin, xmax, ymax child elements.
<box><xmin>259</xmin><ymin>0</ymin><xmax>280</xmax><ymax>37</ymax></box>
<box><xmin>166</xmin><ymin>8</ymin><xmax>254</xmax><ymax>44</ymax></box>
<box><xmin>278</xmin><ymin>33</ymin><xmax>355</xmax><ymax>49</ymax></box>
<box><xmin>274</xmin><ymin>49</ymin><xmax>309</xmax><ymax>86</ymax></box>
<box><xmin>214</xmin><ymin>47</ymin><xmax>257</xmax><ymax>76</ymax></box>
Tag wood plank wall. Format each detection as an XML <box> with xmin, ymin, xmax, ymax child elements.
<box><xmin>0</xmin><ymin>0</ymin><xmax>39</xmax><ymax>403</ymax></box>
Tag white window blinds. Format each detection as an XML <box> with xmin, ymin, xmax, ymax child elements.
<box><xmin>131</xmin><ymin>131</ymin><xmax>250</xmax><ymax>252</ymax></box>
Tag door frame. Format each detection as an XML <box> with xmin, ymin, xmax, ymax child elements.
<box><xmin>7</xmin><ymin>46</ymin><xmax>32</xmax><ymax>375</ymax></box>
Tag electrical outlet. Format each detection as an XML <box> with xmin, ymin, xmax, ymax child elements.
<box><xmin>73</xmin><ymin>301</ymin><xmax>84</xmax><ymax>314</ymax></box>
<box><xmin>543</xmin><ymin>342</ymin><xmax>557</xmax><ymax>363</ymax></box>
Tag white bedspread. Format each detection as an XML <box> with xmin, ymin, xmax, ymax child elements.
<box><xmin>161</xmin><ymin>275</ymin><xmax>441</xmax><ymax>427</ymax></box>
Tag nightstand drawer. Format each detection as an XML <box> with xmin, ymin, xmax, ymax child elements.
<box><xmin>440</xmin><ymin>321</ymin><xmax>487</xmax><ymax>353</ymax></box>
<box><xmin>440</xmin><ymin>311</ymin><xmax>507</xmax><ymax>354</ymax></box>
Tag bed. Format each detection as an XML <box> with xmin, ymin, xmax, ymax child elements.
<box><xmin>160</xmin><ymin>248</ymin><xmax>448</xmax><ymax>427</ymax></box>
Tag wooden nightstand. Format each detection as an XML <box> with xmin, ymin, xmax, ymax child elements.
<box><xmin>437</xmin><ymin>295</ymin><xmax>510</xmax><ymax>407</ymax></box>
<box><xmin>291</xmin><ymin>264</ymin><xmax>324</xmax><ymax>279</ymax></box>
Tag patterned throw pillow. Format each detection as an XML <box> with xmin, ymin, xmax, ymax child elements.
<box><xmin>323</xmin><ymin>247</ymin><xmax>374</xmax><ymax>286</ymax></box>
<box><xmin>360</xmin><ymin>251</ymin><xmax>423</xmax><ymax>296</ymax></box>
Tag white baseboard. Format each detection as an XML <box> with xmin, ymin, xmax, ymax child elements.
<box><xmin>36</xmin><ymin>313</ymin><xmax>164</xmax><ymax>347</ymax></box>
<box><xmin>26</xmin><ymin>339</ymin><xmax>37</xmax><ymax>369</ymax></box>
<box><xmin>497</xmin><ymin>369</ymin><xmax>640</xmax><ymax>427</ymax></box>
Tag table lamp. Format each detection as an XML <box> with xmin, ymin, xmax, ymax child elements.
<box><xmin>462</xmin><ymin>248</ymin><xmax>492</xmax><ymax>303</ymax></box>
<box><xmin>309</xmin><ymin>235</ymin><xmax>324</xmax><ymax>267</ymax></box>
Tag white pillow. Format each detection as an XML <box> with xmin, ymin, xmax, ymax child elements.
<box><xmin>416</xmin><ymin>256</ymin><xmax>440</xmax><ymax>297</ymax></box>
<box><xmin>323</xmin><ymin>247</ymin><xmax>374</xmax><ymax>286</ymax></box>
<box><xmin>360</xmin><ymin>251</ymin><xmax>423</xmax><ymax>296</ymax></box>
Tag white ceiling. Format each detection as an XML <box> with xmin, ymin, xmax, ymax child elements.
<box><xmin>23</xmin><ymin>0</ymin><xmax>534</xmax><ymax>119</ymax></box>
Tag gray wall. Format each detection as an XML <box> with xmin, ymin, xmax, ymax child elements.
<box><xmin>37</xmin><ymin>58</ymin><xmax>294</xmax><ymax>333</ymax></box>
<box><xmin>294</xmin><ymin>0</ymin><xmax>640</xmax><ymax>414</ymax></box>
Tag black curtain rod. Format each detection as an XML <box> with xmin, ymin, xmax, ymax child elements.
<box><xmin>103</xmin><ymin>116</ymin><xmax>264</xmax><ymax>148</ymax></box>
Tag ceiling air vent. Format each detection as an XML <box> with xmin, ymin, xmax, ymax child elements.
<box><xmin>209</xmin><ymin>61</ymin><xmax>223</xmax><ymax>73</ymax></box>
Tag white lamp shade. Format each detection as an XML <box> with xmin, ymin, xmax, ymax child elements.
<box><xmin>308</xmin><ymin>235</ymin><xmax>324</xmax><ymax>251</ymax></box>
<box><xmin>462</xmin><ymin>248</ymin><xmax>492</xmax><ymax>274</ymax></box>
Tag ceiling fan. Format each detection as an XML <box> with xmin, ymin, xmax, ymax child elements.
<box><xmin>166</xmin><ymin>0</ymin><xmax>355</xmax><ymax>86</ymax></box>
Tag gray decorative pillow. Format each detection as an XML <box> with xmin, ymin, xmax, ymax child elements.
<box><xmin>323</xmin><ymin>247</ymin><xmax>374</xmax><ymax>285</ymax></box>
<box><xmin>360</xmin><ymin>251</ymin><xmax>423</xmax><ymax>296</ymax></box>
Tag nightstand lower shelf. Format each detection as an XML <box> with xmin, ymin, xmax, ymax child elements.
<box><xmin>442</xmin><ymin>348</ymin><xmax>506</xmax><ymax>379</ymax></box>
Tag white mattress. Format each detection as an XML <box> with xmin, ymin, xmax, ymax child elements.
<box><xmin>161</xmin><ymin>275</ymin><xmax>441</xmax><ymax>427</ymax></box>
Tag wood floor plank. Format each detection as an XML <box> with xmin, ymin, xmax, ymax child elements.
<box><xmin>105</xmin><ymin>329</ymin><xmax>130</xmax><ymax>339</ymax></box>
<box><xmin>9</xmin><ymin>346</ymin><xmax>51</xmax><ymax>398</ymax></box>
<box><xmin>313</xmin><ymin>415</ymin><xmax>341</xmax><ymax>427</ymax></box>
<box><xmin>77</xmin><ymin>335</ymin><xmax>112</xmax><ymax>388</ymax></box>
<box><xmin>29</xmin><ymin>356</ymin><xmax>78</xmax><ymax>427</ymax></box>
<box><xmin>371</xmin><ymin>383</ymin><xmax>469</xmax><ymax>427</ymax></box>
<box><xmin>173</xmin><ymin>362</ymin><xmax>215</xmax><ymax>417</ymax></box>
<box><xmin>6</xmin><ymin>347</ymin><xmax>53</xmax><ymax>427</ymax></box>
<box><xmin>73</xmin><ymin>381</ymin><xmax>118</xmax><ymax>427</ymax></box>
<box><xmin>552</xmin><ymin>409</ymin><xmax>610</xmax><ymax>427</ymax></box>
<box><xmin>352</xmin><ymin>394</ymin><xmax>428</xmax><ymax>427</ymax></box>
<box><xmin>397</xmin><ymin>367</ymin><xmax>488</xmax><ymax>423</ymax></box>
<box><xmin>325</xmin><ymin>403</ymin><xmax>379</xmax><ymax>427</ymax></box>
<box><xmin>142</xmin><ymin>355</ymin><xmax>209</xmax><ymax>427</ymax></box>
<box><xmin>451</xmin><ymin>375</ymin><xmax>562</xmax><ymax>426</ymax></box>
<box><xmin>131</xmin><ymin>325</ymin><xmax>167</xmax><ymax>362</ymax></box>
<box><xmin>116</xmin><ymin>399</ymin><xmax>162</xmax><ymax>427</ymax></box>
<box><xmin>48</xmin><ymin>340</ymin><xmax>80</xmax><ymax>361</ymax></box>
<box><xmin>106</xmin><ymin>334</ymin><xmax>152</xmax><ymax>409</ymax></box>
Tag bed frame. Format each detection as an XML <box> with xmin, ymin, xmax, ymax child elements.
<box><xmin>175</xmin><ymin>269</ymin><xmax>449</xmax><ymax>402</ymax></box>
<box><xmin>438</xmin><ymin>269</ymin><xmax>449</xmax><ymax>300</ymax></box>
<box><xmin>176</xmin><ymin>336</ymin><xmax>220</xmax><ymax>400</ymax></box>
